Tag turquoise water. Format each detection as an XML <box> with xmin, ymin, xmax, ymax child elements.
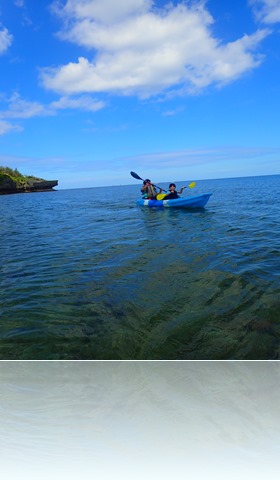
<box><xmin>1</xmin><ymin>175</ymin><xmax>280</xmax><ymax>359</ymax></box>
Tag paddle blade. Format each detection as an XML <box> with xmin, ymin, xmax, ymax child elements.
<box><xmin>188</xmin><ymin>182</ymin><xmax>196</xmax><ymax>188</ymax></box>
<box><xmin>130</xmin><ymin>171</ymin><xmax>143</xmax><ymax>181</ymax></box>
<box><xmin>156</xmin><ymin>193</ymin><xmax>166</xmax><ymax>200</ymax></box>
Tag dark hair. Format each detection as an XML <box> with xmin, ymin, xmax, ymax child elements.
<box><xmin>169</xmin><ymin>183</ymin><xmax>176</xmax><ymax>188</ymax></box>
<box><xmin>144</xmin><ymin>179</ymin><xmax>151</xmax><ymax>184</ymax></box>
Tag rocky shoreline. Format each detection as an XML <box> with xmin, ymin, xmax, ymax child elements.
<box><xmin>0</xmin><ymin>173</ymin><xmax>58</xmax><ymax>195</ymax></box>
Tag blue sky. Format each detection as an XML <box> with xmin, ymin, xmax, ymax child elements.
<box><xmin>1</xmin><ymin>0</ymin><xmax>280</xmax><ymax>189</ymax></box>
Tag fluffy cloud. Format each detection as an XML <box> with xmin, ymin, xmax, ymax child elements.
<box><xmin>0</xmin><ymin>27</ymin><xmax>13</xmax><ymax>54</ymax></box>
<box><xmin>249</xmin><ymin>0</ymin><xmax>280</xmax><ymax>24</ymax></box>
<box><xmin>41</xmin><ymin>0</ymin><xmax>270</xmax><ymax>98</ymax></box>
<box><xmin>0</xmin><ymin>92</ymin><xmax>105</xmax><ymax>122</ymax></box>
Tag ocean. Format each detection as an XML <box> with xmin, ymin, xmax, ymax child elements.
<box><xmin>1</xmin><ymin>174</ymin><xmax>279</xmax><ymax>359</ymax></box>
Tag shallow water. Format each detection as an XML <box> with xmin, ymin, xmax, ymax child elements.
<box><xmin>1</xmin><ymin>175</ymin><xmax>280</xmax><ymax>359</ymax></box>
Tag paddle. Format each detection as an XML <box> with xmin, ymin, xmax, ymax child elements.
<box><xmin>156</xmin><ymin>182</ymin><xmax>196</xmax><ymax>200</ymax></box>
<box><xmin>130</xmin><ymin>171</ymin><xmax>167</xmax><ymax>192</ymax></box>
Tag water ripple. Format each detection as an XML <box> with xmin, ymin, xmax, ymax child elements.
<box><xmin>1</xmin><ymin>176</ymin><xmax>280</xmax><ymax>359</ymax></box>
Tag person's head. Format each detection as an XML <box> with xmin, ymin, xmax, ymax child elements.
<box><xmin>169</xmin><ymin>183</ymin><xmax>176</xmax><ymax>191</ymax></box>
<box><xmin>143</xmin><ymin>179</ymin><xmax>151</xmax><ymax>185</ymax></box>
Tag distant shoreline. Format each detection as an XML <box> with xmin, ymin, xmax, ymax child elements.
<box><xmin>0</xmin><ymin>167</ymin><xmax>58</xmax><ymax>195</ymax></box>
<box><xmin>0</xmin><ymin>179</ymin><xmax>58</xmax><ymax>195</ymax></box>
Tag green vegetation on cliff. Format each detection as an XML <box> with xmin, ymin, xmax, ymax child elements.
<box><xmin>0</xmin><ymin>166</ymin><xmax>41</xmax><ymax>183</ymax></box>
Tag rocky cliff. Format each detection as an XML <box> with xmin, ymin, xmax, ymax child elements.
<box><xmin>0</xmin><ymin>173</ymin><xmax>58</xmax><ymax>195</ymax></box>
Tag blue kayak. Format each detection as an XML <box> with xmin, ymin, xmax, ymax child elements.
<box><xmin>136</xmin><ymin>193</ymin><xmax>212</xmax><ymax>208</ymax></box>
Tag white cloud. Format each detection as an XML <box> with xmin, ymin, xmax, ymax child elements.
<box><xmin>0</xmin><ymin>92</ymin><xmax>105</xmax><ymax>125</ymax></box>
<box><xmin>0</xmin><ymin>27</ymin><xmax>13</xmax><ymax>54</ymax></box>
<box><xmin>0</xmin><ymin>120</ymin><xmax>22</xmax><ymax>135</ymax></box>
<box><xmin>249</xmin><ymin>0</ymin><xmax>280</xmax><ymax>24</ymax></box>
<box><xmin>1</xmin><ymin>93</ymin><xmax>50</xmax><ymax>119</ymax></box>
<box><xmin>125</xmin><ymin>146</ymin><xmax>280</xmax><ymax>169</ymax></box>
<box><xmin>41</xmin><ymin>0</ymin><xmax>270</xmax><ymax>98</ymax></box>
<box><xmin>50</xmin><ymin>94</ymin><xmax>105</xmax><ymax>111</ymax></box>
<box><xmin>51</xmin><ymin>0</ymin><xmax>152</xmax><ymax>24</ymax></box>
<box><xmin>162</xmin><ymin>106</ymin><xmax>185</xmax><ymax>116</ymax></box>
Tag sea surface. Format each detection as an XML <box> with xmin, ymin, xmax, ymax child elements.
<box><xmin>1</xmin><ymin>175</ymin><xmax>280</xmax><ymax>359</ymax></box>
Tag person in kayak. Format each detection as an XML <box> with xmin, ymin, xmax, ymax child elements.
<box><xmin>141</xmin><ymin>179</ymin><xmax>162</xmax><ymax>199</ymax></box>
<box><xmin>164</xmin><ymin>183</ymin><xmax>186</xmax><ymax>199</ymax></box>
